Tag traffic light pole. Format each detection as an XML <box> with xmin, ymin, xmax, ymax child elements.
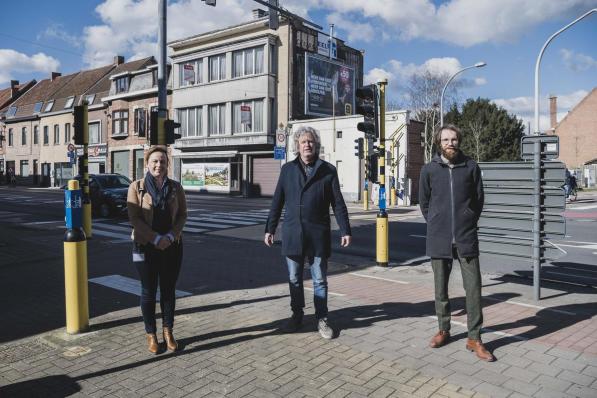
<box><xmin>157</xmin><ymin>0</ymin><xmax>168</xmax><ymax>146</ymax></box>
<box><xmin>363</xmin><ymin>141</ymin><xmax>369</xmax><ymax>210</ymax></box>
<box><xmin>376</xmin><ymin>79</ymin><xmax>388</xmax><ymax>266</ymax></box>
<box><xmin>79</xmin><ymin>103</ymin><xmax>92</xmax><ymax>238</ymax></box>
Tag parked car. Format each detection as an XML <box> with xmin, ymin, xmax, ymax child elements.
<box><xmin>64</xmin><ymin>174</ymin><xmax>132</xmax><ymax>217</ymax></box>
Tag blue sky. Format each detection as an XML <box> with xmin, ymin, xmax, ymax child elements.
<box><xmin>1</xmin><ymin>0</ymin><xmax>595</xmax><ymax>131</ymax></box>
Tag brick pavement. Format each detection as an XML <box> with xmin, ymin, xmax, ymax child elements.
<box><xmin>1</xmin><ymin>257</ymin><xmax>596</xmax><ymax>398</ymax></box>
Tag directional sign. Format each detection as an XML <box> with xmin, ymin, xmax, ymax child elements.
<box><xmin>521</xmin><ymin>135</ymin><xmax>559</xmax><ymax>160</ymax></box>
<box><xmin>478</xmin><ymin>211</ymin><xmax>565</xmax><ymax>238</ymax></box>
<box><xmin>480</xmin><ymin>161</ymin><xmax>566</xmax><ymax>187</ymax></box>
<box><xmin>484</xmin><ymin>186</ymin><xmax>566</xmax><ymax>210</ymax></box>
<box><xmin>479</xmin><ymin>236</ymin><xmax>565</xmax><ymax>260</ymax></box>
<box><xmin>274</xmin><ymin>146</ymin><xmax>285</xmax><ymax>160</ymax></box>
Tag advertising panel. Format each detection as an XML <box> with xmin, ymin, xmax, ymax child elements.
<box><xmin>181</xmin><ymin>162</ymin><xmax>230</xmax><ymax>192</ymax></box>
<box><xmin>305</xmin><ymin>54</ymin><xmax>355</xmax><ymax>117</ymax></box>
<box><xmin>183</xmin><ymin>63</ymin><xmax>195</xmax><ymax>85</ymax></box>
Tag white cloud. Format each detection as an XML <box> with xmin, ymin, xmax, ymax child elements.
<box><xmin>0</xmin><ymin>49</ymin><xmax>61</xmax><ymax>85</ymax></box>
<box><xmin>326</xmin><ymin>12</ymin><xmax>375</xmax><ymax>43</ymax></box>
<box><xmin>38</xmin><ymin>24</ymin><xmax>81</xmax><ymax>48</ymax></box>
<box><xmin>364</xmin><ymin>67</ymin><xmax>395</xmax><ymax>85</ymax></box>
<box><xmin>561</xmin><ymin>49</ymin><xmax>597</xmax><ymax>72</ymax></box>
<box><xmin>474</xmin><ymin>77</ymin><xmax>487</xmax><ymax>86</ymax></box>
<box><xmin>493</xmin><ymin>89</ymin><xmax>588</xmax><ymax>133</ymax></box>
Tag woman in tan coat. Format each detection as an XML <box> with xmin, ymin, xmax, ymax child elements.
<box><xmin>128</xmin><ymin>146</ymin><xmax>187</xmax><ymax>354</ymax></box>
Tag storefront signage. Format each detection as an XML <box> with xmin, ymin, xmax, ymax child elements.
<box><xmin>317</xmin><ymin>32</ymin><xmax>337</xmax><ymax>59</ymax></box>
<box><xmin>305</xmin><ymin>54</ymin><xmax>355</xmax><ymax>117</ymax></box>
<box><xmin>181</xmin><ymin>162</ymin><xmax>230</xmax><ymax>192</ymax></box>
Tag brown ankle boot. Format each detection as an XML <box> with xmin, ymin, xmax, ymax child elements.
<box><xmin>163</xmin><ymin>327</ymin><xmax>179</xmax><ymax>352</ymax></box>
<box><xmin>466</xmin><ymin>339</ymin><xmax>495</xmax><ymax>362</ymax></box>
<box><xmin>429</xmin><ymin>330</ymin><xmax>450</xmax><ymax>348</ymax></box>
<box><xmin>146</xmin><ymin>333</ymin><xmax>159</xmax><ymax>354</ymax></box>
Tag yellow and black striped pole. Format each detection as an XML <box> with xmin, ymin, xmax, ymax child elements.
<box><xmin>390</xmin><ymin>139</ymin><xmax>396</xmax><ymax>207</ymax></box>
<box><xmin>363</xmin><ymin>139</ymin><xmax>369</xmax><ymax>210</ymax></box>
<box><xmin>376</xmin><ymin>79</ymin><xmax>389</xmax><ymax>266</ymax></box>
<box><xmin>79</xmin><ymin>103</ymin><xmax>92</xmax><ymax>238</ymax></box>
<box><xmin>64</xmin><ymin>179</ymin><xmax>89</xmax><ymax>334</ymax></box>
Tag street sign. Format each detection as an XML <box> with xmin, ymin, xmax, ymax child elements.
<box><xmin>480</xmin><ymin>161</ymin><xmax>566</xmax><ymax>187</ymax></box>
<box><xmin>479</xmin><ymin>236</ymin><xmax>565</xmax><ymax>260</ymax></box>
<box><xmin>478</xmin><ymin>211</ymin><xmax>565</xmax><ymax>238</ymax></box>
<box><xmin>274</xmin><ymin>146</ymin><xmax>285</xmax><ymax>160</ymax></box>
<box><xmin>521</xmin><ymin>135</ymin><xmax>559</xmax><ymax>160</ymax></box>
<box><xmin>276</xmin><ymin>129</ymin><xmax>286</xmax><ymax>146</ymax></box>
<box><xmin>484</xmin><ymin>186</ymin><xmax>565</xmax><ymax>210</ymax></box>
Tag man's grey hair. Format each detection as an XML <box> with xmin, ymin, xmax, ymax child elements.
<box><xmin>292</xmin><ymin>126</ymin><xmax>321</xmax><ymax>156</ymax></box>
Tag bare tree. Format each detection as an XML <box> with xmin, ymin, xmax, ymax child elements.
<box><xmin>405</xmin><ymin>71</ymin><xmax>461</xmax><ymax>162</ymax></box>
<box><xmin>467</xmin><ymin>120</ymin><xmax>484</xmax><ymax>161</ymax></box>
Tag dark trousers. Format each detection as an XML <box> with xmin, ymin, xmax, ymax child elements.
<box><xmin>431</xmin><ymin>247</ymin><xmax>483</xmax><ymax>339</ymax></box>
<box><xmin>134</xmin><ymin>241</ymin><xmax>183</xmax><ymax>334</ymax></box>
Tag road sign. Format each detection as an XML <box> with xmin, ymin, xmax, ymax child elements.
<box><xmin>521</xmin><ymin>135</ymin><xmax>559</xmax><ymax>160</ymax></box>
<box><xmin>276</xmin><ymin>129</ymin><xmax>286</xmax><ymax>146</ymax></box>
<box><xmin>274</xmin><ymin>146</ymin><xmax>285</xmax><ymax>160</ymax></box>
<box><xmin>480</xmin><ymin>161</ymin><xmax>566</xmax><ymax>187</ymax></box>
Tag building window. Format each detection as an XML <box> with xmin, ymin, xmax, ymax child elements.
<box><xmin>8</xmin><ymin>128</ymin><xmax>13</xmax><ymax>146</ymax></box>
<box><xmin>33</xmin><ymin>126</ymin><xmax>39</xmax><ymax>145</ymax></box>
<box><xmin>7</xmin><ymin>106</ymin><xmax>17</xmax><ymax>117</ymax></box>
<box><xmin>115</xmin><ymin>77</ymin><xmax>129</xmax><ymax>93</ymax></box>
<box><xmin>84</xmin><ymin>94</ymin><xmax>95</xmax><ymax>105</ymax></box>
<box><xmin>64</xmin><ymin>96</ymin><xmax>75</xmax><ymax>109</ymax></box>
<box><xmin>44</xmin><ymin>101</ymin><xmax>54</xmax><ymax>112</ymax></box>
<box><xmin>43</xmin><ymin>126</ymin><xmax>49</xmax><ymax>145</ymax></box>
<box><xmin>233</xmin><ymin>99</ymin><xmax>264</xmax><ymax>133</ymax></box>
<box><xmin>176</xmin><ymin>107</ymin><xmax>202</xmax><ymax>137</ymax></box>
<box><xmin>89</xmin><ymin>122</ymin><xmax>100</xmax><ymax>145</ymax></box>
<box><xmin>180</xmin><ymin>59</ymin><xmax>203</xmax><ymax>87</ymax></box>
<box><xmin>232</xmin><ymin>46</ymin><xmax>264</xmax><ymax>78</ymax></box>
<box><xmin>20</xmin><ymin>160</ymin><xmax>29</xmax><ymax>177</ymax></box>
<box><xmin>34</xmin><ymin>102</ymin><xmax>43</xmax><ymax>113</ymax></box>
<box><xmin>54</xmin><ymin>125</ymin><xmax>60</xmax><ymax>144</ymax></box>
<box><xmin>21</xmin><ymin>127</ymin><xmax>27</xmax><ymax>146</ymax></box>
<box><xmin>208</xmin><ymin>103</ymin><xmax>226</xmax><ymax>136</ymax></box>
<box><xmin>112</xmin><ymin>110</ymin><xmax>129</xmax><ymax>136</ymax></box>
<box><xmin>65</xmin><ymin>123</ymin><xmax>71</xmax><ymax>143</ymax></box>
<box><xmin>209</xmin><ymin>54</ymin><xmax>226</xmax><ymax>82</ymax></box>
<box><xmin>134</xmin><ymin>108</ymin><xmax>147</xmax><ymax>137</ymax></box>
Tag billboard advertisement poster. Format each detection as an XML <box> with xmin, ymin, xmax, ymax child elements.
<box><xmin>183</xmin><ymin>63</ymin><xmax>195</xmax><ymax>85</ymax></box>
<box><xmin>181</xmin><ymin>162</ymin><xmax>230</xmax><ymax>192</ymax></box>
<box><xmin>305</xmin><ymin>54</ymin><xmax>355</xmax><ymax>117</ymax></box>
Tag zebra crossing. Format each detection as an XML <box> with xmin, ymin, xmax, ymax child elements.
<box><xmin>0</xmin><ymin>193</ymin><xmax>64</xmax><ymax>204</ymax></box>
<box><xmin>91</xmin><ymin>209</ymin><xmax>278</xmax><ymax>243</ymax></box>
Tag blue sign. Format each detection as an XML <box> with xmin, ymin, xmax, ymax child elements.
<box><xmin>379</xmin><ymin>186</ymin><xmax>386</xmax><ymax>210</ymax></box>
<box><xmin>274</xmin><ymin>146</ymin><xmax>286</xmax><ymax>160</ymax></box>
<box><xmin>65</xmin><ymin>189</ymin><xmax>83</xmax><ymax>229</ymax></box>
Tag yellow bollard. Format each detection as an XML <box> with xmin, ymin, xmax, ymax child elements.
<box><xmin>64</xmin><ymin>179</ymin><xmax>89</xmax><ymax>334</ymax></box>
<box><xmin>376</xmin><ymin>212</ymin><xmax>389</xmax><ymax>266</ymax></box>
<box><xmin>390</xmin><ymin>187</ymin><xmax>396</xmax><ymax>207</ymax></box>
<box><xmin>363</xmin><ymin>188</ymin><xmax>369</xmax><ymax>210</ymax></box>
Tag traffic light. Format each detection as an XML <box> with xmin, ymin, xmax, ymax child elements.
<box><xmin>149</xmin><ymin>109</ymin><xmax>159</xmax><ymax>145</ymax></box>
<box><xmin>203</xmin><ymin>0</ymin><xmax>216</xmax><ymax>5</ymax></box>
<box><xmin>366</xmin><ymin>154</ymin><xmax>378</xmax><ymax>183</ymax></box>
<box><xmin>73</xmin><ymin>105</ymin><xmax>87</xmax><ymax>145</ymax></box>
<box><xmin>165</xmin><ymin>119</ymin><xmax>181</xmax><ymax>144</ymax></box>
<box><xmin>354</xmin><ymin>138</ymin><xmax>364</xmax><ymax>159</ymax></box>
<box><xmin>355</xmin><ymin>84</ymin><xmax>379</xmax><ymax>139</ymax></box>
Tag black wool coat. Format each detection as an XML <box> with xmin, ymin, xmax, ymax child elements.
<box><xmin>419</xmin><ymin>152</ymin><xmax>484</xmax><ymax>259</ymax></box>
<box><xmin>266</xmin><ymin>157</ymin><xmax>351</xmax><ymax>258</ymax></box>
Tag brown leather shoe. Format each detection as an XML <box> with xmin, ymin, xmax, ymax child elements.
<box><xmin>466</xmin><ymin>339</ymin><xmax>495</xmax><ymax>362</ymax></box>
<box><xmin>163</xmin><ymin>327</ymin><xmax>179</xmax><ymax>352</ymax></box>
<box><xmin>146</xmin><ymin>333</ymin><xmax>159</xmax><ymax>354</ymax></box>
<box><xmin>429</xmin><ymin>330</ymin><xmax>450</xmax><ymax>348</ymax></box>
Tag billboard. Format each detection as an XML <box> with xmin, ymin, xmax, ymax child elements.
<box><xmin>305</xmin><ymin>54</ymin><xmax>355</xmax><ymax>117</ymax></box>
<box><xmin>181</xmin><ymin>162</ymin><xmax>230</xmax><ymax>192</ymax></box>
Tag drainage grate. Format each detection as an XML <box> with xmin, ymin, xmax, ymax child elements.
<box><xmin>0</xmin><ymin>340</ymin><xmax>55</xmax><ymax>363</ymax></box>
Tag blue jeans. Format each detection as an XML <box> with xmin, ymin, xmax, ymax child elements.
<box><xmin>286</xmin><ymin>256</ymin><xmax>328</xmax><ymax>320</ymax></box>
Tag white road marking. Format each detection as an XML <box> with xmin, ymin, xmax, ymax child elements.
<box><xmin>409</xmin><ymin>234</ymin><xmax>426</xmax><ymax>238</ymax></box>
<box><xmin>483</xmin><ymin>296</ymin><xmax>576</xmax><ymax>315</ymax></box>
<box><xmin>349</xmin><ymin>272</ymin><xmax>409</xmax><ymax>284</ymax></box>
<box><xmin>23</xmin><ymin>220</ymin><xmax>63</xmax><ymax>225</ymax></box>
<box><xmin>427</xmin><ymin>316</ymin><xmax>528</xmax><ymax>340</ymax></box>
<box><xmin>91</xmin><ymin>229</ymin><xmax>131</xmax><ymax>240</ymax></box>
<box><xmin>185</xmin><ymin>220</ymin><xmax>235</xmax><ymax>229</ymax></box>
<box><xmin>568</xmin><ymin>204</ymin><xmax>597</xmax><ymax>210</ymax></box>
<box><xmin>89</xmin><ymin>275</ymin><xmax>191</xmax><ymax>298</ymax></box>
<box><xmin>191</xmin><ymin>217</ymin><xmax>257</xmax><ymax>226</ymax></box>
<box><xmin>556</xmin><ymin>243</ymin><xmax>597</xmax><ymax>250</ymax></box>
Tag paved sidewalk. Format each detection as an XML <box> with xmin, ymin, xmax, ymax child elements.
<box><xmin>1</xmin><ymin>258</ymin><xmax>596</xmax><ymax>398</ymax></box>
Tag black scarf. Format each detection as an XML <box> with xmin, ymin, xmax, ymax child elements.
<box><xmin>144</xmin><ymin>171</ymin><xmax>170</xmax><ymax>210</ymax></box>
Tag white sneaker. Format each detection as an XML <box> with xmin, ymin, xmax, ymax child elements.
<box><xmin>318</xmin><ymin>317</ymin><xmax>334</xmax><ymax>339</ymax></box>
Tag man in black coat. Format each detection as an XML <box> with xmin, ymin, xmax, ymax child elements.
<box><xmin>419</xmin><ymin>124</ymin><xmax>495</xmax><ymax>362</ymax></box>
<box><xmin>265</xmin><ymin>126</ymin><xmax>352</xmax><ymax>339</ymax></box>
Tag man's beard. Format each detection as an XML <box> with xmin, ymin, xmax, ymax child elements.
<box><xmin>441</xmin><ymin>147</ymin><xmax>459</xmax><ymax>162</ymax></box>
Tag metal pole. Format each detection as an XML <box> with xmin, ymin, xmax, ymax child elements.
<box><xmin>157</xmin><ymin>0</ymin><xmax>168</xmax><ymax>145</ymax></box>
<box><xmin>81</xmin><ymin>103</ymin><xmax>91</xmax><ymax>238</ymax></box>
<box><xmin>440</xmin><ymin>62</ymin><xmax>486</xmax><ymax>126</ymax></box>
<box><xmin>376</xmin><ymin>79</ymin><xmax>388</xmax><ymax>266</ymax></box>
<box><xmin>534</xmin><ymin>9</ymin><xmax>595</xmax><ymax>134</ymax></box>
<box><xmin>363</xmin><ymin>139</ymin><xmax>369</xmax><ymax>210</ymax></box>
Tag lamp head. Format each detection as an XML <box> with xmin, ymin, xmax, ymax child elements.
<box><xmin>474</xmin><ymin>62</ymin><xmax>487</xmax><ymax>68</ymax></box>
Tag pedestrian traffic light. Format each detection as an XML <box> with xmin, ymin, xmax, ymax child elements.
<box><xmin>149</xmin><ymin>109</ymin><xmax>159</xmax><ymax>145</ymax></box>
<box><xmin>354</xmin><ymin>138</ymin><xmax>364</xmax><ymax>159</ymax></box>
<box><xmin>356</xmin><ymin>84</ymin><xmax>379</xmax><ymax>139</ymax></box>
<box><xmin>366</xmin><ymin>154</ymin><xmax>378</xmax><ymax>183</ymax></box>
<box><xmin>165</xmin><ymin>119</ymin><xmax>181</xmax><ymax>144</ymax></box>
<box><xmin>73</xmin><ymin>105</ymin><xmax>86</xmax><ymax>145</ymax></box>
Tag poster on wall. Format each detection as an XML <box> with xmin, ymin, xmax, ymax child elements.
<box><xmin>183</xmin><ymin>63</ymin><xmax>195</xmax><ymax>85</ymax></box>
<box><xmin>305</xmin><ymin>54</ymin><xmax>355</xmax><ymax>117</ymax></box>
<box><xmin>181</xmin><ymin>162</ymin><xmax>230</xmax><ymax>192</ymax></box>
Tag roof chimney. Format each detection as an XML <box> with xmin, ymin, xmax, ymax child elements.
<box><xmin>10</xmin><ymin>80</ymin><xmax>19</xmax><ymax>98</ymax></box>
<box><xmin>252</xmin><ymin>9</ymin><xmax>267</xmax><ymax>19</ymax></box>
<box><xmin>549</xmin><ymin>95</ymin><xmax>557</xmax><ymax>131</ymax></box>
<box><xmin>51</xmin><ymin>72</ymin><xmax>61</xmax><ymax>81</ymax></box>
<box><xmin>114</xmin><ymin>55</ymin><xmax>125</xmax><ymax>65</ymax></box>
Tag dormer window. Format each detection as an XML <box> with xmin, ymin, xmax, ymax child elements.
<box><xmin>84</xmin><ymin>94</ymin><xmax>95</xmax><ymax>105</ymax></box>
<box><xmin>44</xmin><ymin>101</ymin><xmax>54</xmax><ymax>112</ymax></box>
<box><xmin>33</xmin><ymin>102</ymin><xmax>43</xmax><ymax>113</ymax></box>
<box><xmin>64</xmin><ymin>96</ymin><xmax>75</xmax><ymax>109</ymax></box>
<box><xmin>6</xmin><ymin>106</ymin><xmax>17</xmax><ymax>117</ymax></box>
<box><xmin>115</xmin><ymin>77</ymin><xmax>129</xmax><ymax>93</ymax></box>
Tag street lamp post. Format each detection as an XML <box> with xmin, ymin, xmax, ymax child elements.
<box><xmin>440</xmin><ymin>62</ymin><xmax>486</xmax><ymax>126</ymax></box>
